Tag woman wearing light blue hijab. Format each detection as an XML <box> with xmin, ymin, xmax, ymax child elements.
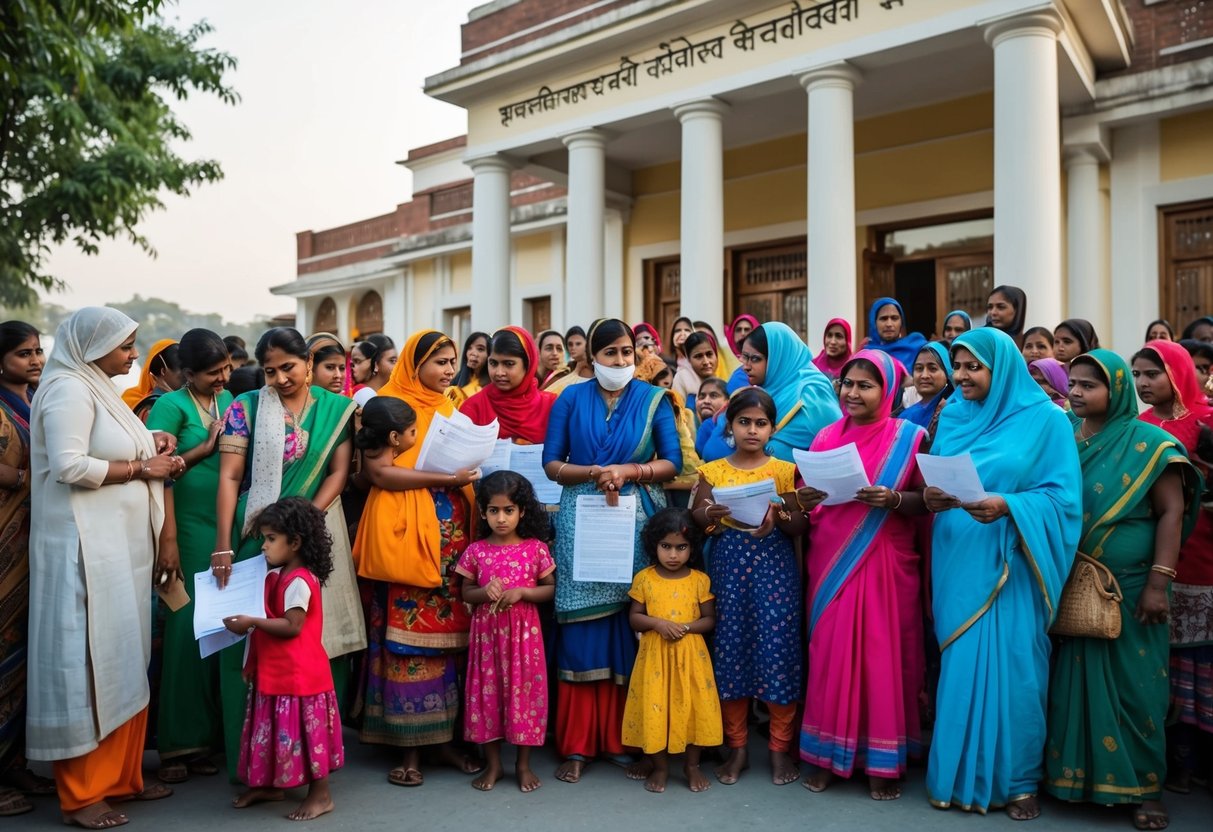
<box><xmin>866</xmin><ymin>298</ymin><xmax>927</xmax><ymax>370</ymax></box>
<box><xmin>923</xmin><ymin>328</ymin><xmax>1081</xmax><ymax>820</ymax></box>
<box><xmin>898</xmin><ymin>341</ymin><xmax>951</xmax><ymax>444</ymax></box>
<box><xmin>941</xmin><ymin>310</ymin><xmax>971</xmax><ymax>340</ymax></box>
<box><xmin>735</xmin><ymin>322</ymin><xmax>841</xmax><ymax>462</ymax></box>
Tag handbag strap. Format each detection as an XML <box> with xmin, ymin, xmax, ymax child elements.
<box><xmin>1075</xmin><ymin>552</ymin><xmax>1124</xmax><ymax>603</ymax></box>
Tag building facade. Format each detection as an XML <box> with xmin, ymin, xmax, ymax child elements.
<box><xmin>275</xmin><ymin>0</ymin><xmax>1213</xmax><ymax>355</ymax></box>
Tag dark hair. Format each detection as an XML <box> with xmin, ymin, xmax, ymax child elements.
<box><xmin>149</xmin><ymin>344</ymin><xmax>181</xmax><ymax>378</ymax></box>
<box><xmin>697</xmin><ymin>377</ymin><xmax>728</xmax><ymax>399</ymax></box>
<box><xmin>0</xmin><ymin>320</ymin><xmax>39</xmax><ymax>359</ymax></box>
<box><xmin>255</xmin><ymin>327</ymin><xmax>309</xmax><ymax>364</ymax></box>
<box><xmin>668</xmin><ymin>316</ymin><xmax>693</xmax><ymax>356</ymax></box>
<box><xmin>354</xmin><ymin>333</ymin><xmax>395</xmax><ymax>365</ymax></box>
<box><xmin>588</xmin><ymin>318</ymin><xmax>633</xmax><ymax>355</ymax></box>
<box><xmin>355</xmin><ymin>397</ymin><xmax>417</xmax><ymax>451</ymax></box>
<box><xmin>253</xmin><ymin>497</ymin><xmax>333</xmax><ymax>585</ymax></box>
<box><xmin>412</xmin><ymin>331</ymin><xmax>450</xmax><ymax>367</ymax></box>
<box><xmin>453</xmin><ymin>331</ymin><xmax>491</xmax><ymax>389</ymax></box>
<box><xmin>1180</xmin><ymin>316</ymin><xmax>1213</xmax><ymax>341</ymax></box>
<box><xmin>312</xmin><ymin>343</ymin><xmax>345</xmax><ymax>365</ymax></box>
<box><xmin>683</xmin><ymin>331</ymin><xmax>715</xmax><ymax>360</ymax></box>
<box><xmin>490</xmin><ymin>329</ymin><xmax>530</xmax><ymax>369</ymax></box>
<box><xmin>988</xmin><ymin>285</ymin><xmax>1027</xmax><ymax>337</ymax></box>
<box><xmin>536</xmin><ymin>330</ymin><xmax>563</xmax><ymax>352</ymax></box>
<box><xmin>725</xmin><ymin>385</ymin><xmax>777</xmax><ymax>425</ymax></box>
<box><xmin>1146</xmin><ymin>319</ymin><xmax>1175</xmax><ymax>341</ymax></box>
<box><xmin>223</xmin><ymin>335</ymin><xmax>247</xmax><ymax>351</ymax></box>
<box><xmin>475</xmin><ymin>470</ymin><xmax>551</xmax><ymax>542</ymax></box>
<box><xmin>1068</xmin><ymin>354</ymin><xmax>1109</xmax><ymax>387</ymax></box>
<box><xmin>1022</xmin><ymin>326</ymin><xmax>1054</xmax><ymax>347</ymax></box>
<box><xmin>841</xmin><ymin>356</ymin><xmax>885</xmax><ymax>386</ymax></box>
<box><xmin>1179</xmin><ymin>339</ymin><xmax>1213</xmax><ymax>365</ymax></box>
<box><xmin>1131</xmin><ymin>347</ymin><xmax>1165</xmax><ymax>371</ymax></box>
<box><xmin>226</xmin><ymin>365</ymin><xmax>265</xmax><ymax>395</ymax></box>
<box><xmin>178</xmin><ymin>328</ymin><xmax>229</xmax><ymax>373</ymax></box>
<box><xmin>1055</xmin><ymin>318</ymin><xmax>1100</xmax><ymax>354</ymax></box>
<box><xmin>641</xmin><ymin>507</ymin><xmax>704</xmax><ymax>570</ymax></box>
<box><xmin>741</xmin><ymin>324</ymin><xmax>768</xmax><ymax>358</ymax></box>
<box><xmin>564</xmin><ymin>325</ymin><xmax>586</xmax><ymax>343</ymax></box>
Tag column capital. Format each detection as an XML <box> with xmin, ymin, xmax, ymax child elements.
<box><xmin>982</xmin><ymin>7</ymin><xmax>1063</xmax><ymax>48</ymax></box>
<box><xmin>1063</xmin><ymin>142</ymin><xmax>1108</xmax><ymax>167</ymax></box>
<box><xmin>796</xmin><ymin>61</ymin><xmax>862</xmax><ymax>93</ymax></box>
<box><xmin>466</xmin><ymin>154</ymin><xmax>516</xmax><ymax>175</ymax></box>
<box><xmin>561</xmin><ymin>128</ymin><xmax>611</xmax><ymax>150</ymax></box>
<box><xmin>672</xmin><ymin>96</ymin><xmax>730</xmax><ymax>123</ymax></box>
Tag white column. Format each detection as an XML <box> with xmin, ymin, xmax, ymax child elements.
<box><xmin>293</xmin><ymin>300</ymin><xmax>311</xmax><ymax>340</ymax></box>
<box><xmin>562</xmin><ymin>130</ymin><xmax>607</xmax><ymax>326</ymax></box>
<box><xmin>468</xmin><ymin>156</ymin><xmax>513</xmax><ymax>334</ymax></box>
<box><xmin>383</xmin><ymin>271</ymin><xmax>407</xmax><ymax>344</ymax></box>
<box><xmin>673</xmin><ymin>98</ymin><xmax>729</xmax><ymax>325</ymax></box>
<box><xmin>604</xmin><ymin>207</ymin><xmax>625</xmax><ymax>315</ymax></box>
<box><xmin>985</xmin><ymin>10</ymin><xmax>1064</xmax><ymax>328</ymax></box>
<box><xmin>335</xmin><ymin>293</ymin><xmax>352</xmax><ymax>343</ymax></box>
<box><xmin>1065</xmin><ymin>145</ymin><xmax>1109</xmax><ymax>335</ymax></box>
<box><xmin>798</xmin><ymin>63</ymin><xmax>861</xmax><ymax>342</ymax></box>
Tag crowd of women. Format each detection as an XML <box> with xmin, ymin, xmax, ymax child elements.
<box><xmin>1</xmin><ymin>287</ymin><xmax>1212</xmax><ymax>828</ymax></box>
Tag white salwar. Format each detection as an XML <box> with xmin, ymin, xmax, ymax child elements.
<box><xmin>26</xmin><ymin>308</ymin><xmax>164</xmax><ymax>761</ymax></box>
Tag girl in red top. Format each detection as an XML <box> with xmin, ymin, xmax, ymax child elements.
<box><xmin>223</xmin><ymin>497</ymin><xmax>344</xmax><ymax>821</ymax></box>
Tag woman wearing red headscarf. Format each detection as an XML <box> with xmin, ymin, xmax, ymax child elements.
<box><xmin>461</xmin><ymin>327</ymin><xmax>557</xmax><ymax>447</ymax></box>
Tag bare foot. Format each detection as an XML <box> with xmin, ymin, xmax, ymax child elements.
<box><xmin>1006</xmin><ymin>795</ymin><xmax>1041</xmax><ymax>821</ymax></box>
<box><xmin>625</xmin><ymin>758</ymin><xmax>654</xmax><ymax>781</ymax></box>
<box><xmin>770</xmin><ymin>750</ymin><xmax>800</xmax><ymax>785</ymax></box>
<box><xmin>714</xmin><ymin>747</ymin><xmax>748</xmax><ymax>785</ymax></box>
<box><xmin>554</xmin><ymin>758</ymin><xmax>585</xmax><ymax>784</ymax></box>
<box><xmin>436</xmin><ymin>743</ymin><xmax>483</xmax><ymax>774</ymax></box>
<box><xmin>472</xmin><ymin>762</ymin><xmax>503</xmax><ymax>792</ymax></box>
<box><xmin>232</xmin><ymin>788</ymin><xmax>285</xmax><ymax>809</ymax></box>
<box><xmin>517</xmin><ymin>766</ymin><xmax>542</xmax><ymax>793</ymax></box>
<box><xmin>645</xmin><ymin>767</ymin><xmax>668</xmax><ymax>793</ymax></box>
<box><xmin>286</xmin><ymin>793</ymin><xmax>333</xmax><ymax>822</ymax></box>
<box><xmin>804</xmin><ymin>768</ymin><xmax>833</xmax><ymax>793</ymax></box>
<box><xmin>869</xmin><ymin>775</ymin><xmax>902</xmax><ymax>800</ymax></box>
<box><xmin>686</xmin><ymin>764</ymin><xmax>710</xmax><ymax>792</ymax></box>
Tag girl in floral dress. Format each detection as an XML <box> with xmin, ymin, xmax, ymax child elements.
<box><xmin>456</xmin><ymin>471</ymin><xmax>555</xmax><ymax>793</ymax></box>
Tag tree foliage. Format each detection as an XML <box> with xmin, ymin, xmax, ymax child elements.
<box><xmin>0</xmin><ymin>1</ymin><xmax>238</xmax><ymax>306</ymax></box>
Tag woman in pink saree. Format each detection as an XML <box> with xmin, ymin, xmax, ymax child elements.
<box><xmin>798</xmin><ymin>348</ymin><xmax>927</xmax><ymax>800</ymax></box>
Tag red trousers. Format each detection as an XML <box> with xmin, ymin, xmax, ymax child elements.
<box><xmin>721</xmin><ymin>698</ymin><xmax>797</xmax><ymax>753</ymax></box>
<box><xmin>555</xmin><ymin>680</ymin><xmax>626</xmax><ymax>759</ymax></box>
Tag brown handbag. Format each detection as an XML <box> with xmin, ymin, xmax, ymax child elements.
<box><xmin>1050</xmin><ymin>552</ymin><xmax>1123</xmax><ymax>639</ymax></box>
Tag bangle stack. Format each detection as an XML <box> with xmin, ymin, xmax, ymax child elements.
<box><xmin>1150</xmin><ymin>564</ymin><xmax>1178</xmax><ymax>580</ymax></box>
<box><xmin>123</xmin><ymin>460</ymin><xmax>135</xmax><ymax>483</ymax></box>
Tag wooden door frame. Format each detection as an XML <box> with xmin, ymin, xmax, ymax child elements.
<box><xmin>725</xmin><ymin>235</ymin><xmax>807</xmax><ymax>325</ymax></box>
<box><xmin>1159</xmin><ymin>198</ymin><xmax>1213</xmax><ymax>328</ymax></box>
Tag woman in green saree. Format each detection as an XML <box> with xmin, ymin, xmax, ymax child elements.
<box><xmin>1045</xmin><ymin>349</ymin><xmax>1200</xmax><ymax>830</ymax></box>
<box><xmin>211</xmin><ymin>328</ymin><xmax>356</xmax><ymax>779</ymax></box>
<box><xmin>145</xmin><ymin>329</ymin><xmax>233</xmax><ymax>783</ymax></box>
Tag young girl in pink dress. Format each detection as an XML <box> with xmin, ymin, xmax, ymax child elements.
<box><xmin>223</xmin><ymin>497</ymin><xmax>344</xmax><ymax>821</ymax></box>
<box><xmin>456</xmin><ymin>470</ymin><xmax>555</xmax><ymax>792</ymax></box>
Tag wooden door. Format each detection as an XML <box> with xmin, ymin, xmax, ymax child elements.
<box><xmin>1162</xmin><ymin>201</ymin><xmax>1213</xmax><ymax>327</ymax></box>
<box><xmin>935</xmin><ymin>254</ymin><xmax>993</xmax><ymax>330</ymax></box>
<box><xmin>644</xmin><ymin>257</ymin><xmax>682</xmax><ymax>333</ymax></box>
<box><xmin>526</xmin><ymin>296</ymin><xmax>551</xmax><ymax>334</ymax></box>
<box><xmin>733</xmin><ymin>241</ymin><xmax>808</xmax><ymax>341</ymax></box>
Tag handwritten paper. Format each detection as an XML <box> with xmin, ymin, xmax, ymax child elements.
<box><xmin>572</xmin><ymin>494</ymin><xmax>637</xmax><ymax>584</ymax></box>
<box><xmin>415</xmin><ymin>410</ymin><xmax>499</xmax><ymax>474</ymax></box>
<box><xmin>711</xmin><ymin>478</ymin><xmax>777</xmax><ymax>527</ymax></box>
<box><xmin>916</xmin><ymin>452</ymin><xmax>988</xmax><ymax>503</ymax></box>
<box><xmin>793</xmin><ymin>444</ymin><xmax>871</xmax><ymax>506</ymax></box>
<box><xmin>192</xmin><ymin>556</ymin><xmax>268</xmax><ymax>640</ymax></box>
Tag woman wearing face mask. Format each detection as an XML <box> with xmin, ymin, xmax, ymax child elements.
<box><xmin>122</xmin><ymin>339</ymin><xmax>183</xmax><ymax>423</ymax></box>
<box><xmin>542</xmin><ymin>318</ymin><xmax>683</xmax><ymax>785</ymax></box>
<box><xmin>898</xmin><ymin>342</ymin><xmax>952</xmax><ymax>447</ymax></box>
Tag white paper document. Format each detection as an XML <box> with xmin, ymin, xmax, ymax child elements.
<box><xmin>198</xmin><ymin>628</ymin><xmax>244</xmax><ymax>659</ymax></box>
<box><xmin>572</xmin><ymin>494</ymin><xmax>637</xmax><ymax>584</ymax></box>
<box><xmin>509</xmin><ymin>444</ymin><xmax>563</xmax><ymax>505</ymax></box>
<box><xmin>478</xmin><ymin>439</ymin><xmax>514</xmax><ymax>478</ymax></box>
<box><xmin>793</xmin><ymin>444</ymin><xmax>871</xmax><ymax>506</ymax></box>
<box><xmin>712</xmin><ymin>478</ymin><xmax>778</xmax><ymax>527</ymax></box>
<box><xmin>915</xmin><ymin>452</ymin><xmax>988</xmax><ymax>503</ymax></box>
<box><xmin>415</xmin><ymin>410</ymin><xmax>500</xmax><ymax>474</ymax></box>
<box><xmin>192</xmin><ymin>555</ymin><xmax>268</xmax><ymax>640</ymax></box>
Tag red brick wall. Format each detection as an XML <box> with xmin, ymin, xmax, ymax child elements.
<box><xmin>461</xmin><ymin>0</ymin><xmax>638</xmax><ymax>63</ymax></box>
<box><xmin>1106</xmin><ymin>0</ymin><xmax>1213</xmax><ymax>77</ymax></box>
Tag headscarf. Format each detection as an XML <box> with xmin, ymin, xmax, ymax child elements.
<box><xmin>1137</xmin><ymin>338</ymin><xmax>1213</xmax><ymax>455</ymax></box>
<box><xmin>932</xmin><ymin>327</ymin><xmax>1081</xmax><ymax>643</ymax></box>
<box><xmin>121</xmin><ymin>338</ymin><xmax>177</xmax><ymax>409</ymax></box>
<box><xmin>811</xmin><ymin>317</ymin><xmax>853</xmax><ymax>379</ymax></box>
<box><xmin>899</xmin><ymin>341</ymin><xmax>952</xmax><ymax>429</ymax></box>
<box><xmin>460</xmin><ymin>326</ymin><xmax>556</xmax><ymax>445</ymax></box>
<box><xmin>725</xmin><ymin>313</ymin><xmax>760</xmax><ymax>359</ymax></box>
<box><xmin>865</xmin><ymin>297</ymin><xmax>927</xmax><ymax>369</ymax></box>
<box><xmin>632</xmin><ymin>322</ymin><xmax>662</xmax><ymax>353</ymax></box>
<box><xmin>1055</xmin><ymin>318</ymin><xmax>1100</xmax><ymax>357</ymax></box>
<box><xmin>1029</xmin><ymin>357</ymin><xmax>1070</xmax><ymax>406</ymax></box>
<box><xmin>942</xmin><ymin>309</ymin><xmax>972</xmax><ymax>335</ymax></box>
<box><xmin>986</xmin><ymin>284</ymin><xmax>1027</xmax><ymax>344</ymax></box>
<box><xmin>756</xmin><ymin>321</ymin><xmax>842</xmax><ymax>461</ymax></box>
<box><xmin>307</xmin><ymin>331</ymin><xmax>351</xmax><ymax>396</ymax></box>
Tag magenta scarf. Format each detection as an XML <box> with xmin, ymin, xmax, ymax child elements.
<box><xmin>811</xmin><ymin>317</ymin><xmax>853</xmax><ymax>380</ymax></box>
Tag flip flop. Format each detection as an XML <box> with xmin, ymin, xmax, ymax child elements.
<box><xmin>388</xmin><ymin>767</ymin><xmax>423</xmax><ymax>787</ymax></box>
<box><xmin>61</xmin><ymin>803</ymin><xmax>129</xmax><ymax>829</ymax></box>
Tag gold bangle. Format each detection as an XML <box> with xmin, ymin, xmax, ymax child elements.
<box><xmin>124</xmin><ymin>460</ymin><xmax>134</xmax><ymax>483</ymax></box>
<box><xmin>1150</xmin><ymin>564</ymin><xmax>1178</xmax><ymax>579</ymax></box>
<box><xmin>890</xmin><ymin>490</ymin><xmax>903</xmax><ymax>510</ymax></box>
<box><xmin>556</xmin><ymin>462</ymin><xmax>569</xmax><ymax>485</ymax></box>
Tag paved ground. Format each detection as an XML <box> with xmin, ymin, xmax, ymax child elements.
<box><xmin>20</xmin><ymin>733</ymin><xmax>1212</xmax><ymax>832</ymax></box>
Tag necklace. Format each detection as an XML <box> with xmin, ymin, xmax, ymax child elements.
<box><xmin>283</xmin><ymin>392</ymin><xmax>314</xmax><ymax>428</ymax></box>
<box><xmin>1079</xmin><ymin>419</ymin><xmax>1102</xmax><ymax>440</ymax></box>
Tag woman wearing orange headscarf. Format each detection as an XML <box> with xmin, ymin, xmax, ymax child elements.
<box><xmin>353</xmin><ymin>330</ymin><xmax>482</xmax><ymax>787</ymax></box>
<box><xmin>121</xmin><ymin>338</ymin><xmax>182</xmax><ymax>422</ymax></box>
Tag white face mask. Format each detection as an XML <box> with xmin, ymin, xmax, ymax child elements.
<box><xmin>594</xmin><ymin>362</ymin><xmax>635</xmax><ymax>391</ymax></box>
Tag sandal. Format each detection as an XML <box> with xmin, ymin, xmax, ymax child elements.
<box><xmin>61</xmin><ymin>802</ymin><xmax>128</xmax><ymax>829</ymax></box>
<box><xmin>1133</xmin><ymin>803</ymin><xmax>1169</xmax><ymax>830</ymax></box>
<box><xmin>388</xmin><ymin>767</ymin><xmax>423</xmax><ymax>787</ymax></box>
<box><xmin>187</xmin><ymin>757</ymin><xmax>219</xmax><ymax>777</ymax></box>
<box><xmin>156</xmin><ymin>762</ymin><xmax>189</xmax><ymax>784</ymax></box>
<box><xmin>112</xmin><ymin>783</ymin><xmax>172</xmax><ymax>803</ymax></box>
<box><xmin>0</xmin><ymin>787</ymin><xmax>32</xmax><ymax>817</ymax></box>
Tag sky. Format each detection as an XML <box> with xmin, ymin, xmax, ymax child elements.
<box><xmin>43</xmin><ymin>0</ymin><xmax>484</xmax><ymax>323</ymax></box>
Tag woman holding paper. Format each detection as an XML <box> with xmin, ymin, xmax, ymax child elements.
<box><xmin>922</xmin><ymin>327</ymin><xmax>1081</xmax><ymax>820</ymax></box>
<box><xmin>212</xmin><ymin>327</ymin><xmax>356</xmax><ymax>779</ymax></box>
<box><xmin>541</xmin><ymin>318</ymin><xmax>682</xmax><ymax>784</ymax></box>
<box><xmin>353</xmin><ymin>329</ymin><xmax>484</xmax><ymax>787</ymax></box>
<box><xmin>797</xmin><ymin>349</ymin><xmax>926</xmax><ymax>800</ymax></box>
<box><xmin>28</xmin><ymin>307</ymin><xmax>184</xmax><ymax>827</ymax></box>
<box><xmin>460</xmin><ymin>327</ymin><xmax>556</xmax><ymax>446</ymax></box>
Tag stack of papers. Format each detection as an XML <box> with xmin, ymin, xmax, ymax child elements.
<box><xmin>792</xmin><ymin>445</ymin><xmax>871</xmax><ymax>505</ymax></box>
<box><xmin>479</xmin><ymin>440</ymin><xmax>563</xmax><ymax>504</ymax></box>
<box><xmin>711</xmin><ymin>478</ymin><xmax>778</xmax><ymax>527</ymax></box>
<box><xmin>415</xmin><ymin>410</ymin><xmax>500</xmax><ymax>474</ymax></box>
<box><xmin>192</xmin><ymin>556</ymin><xmax>268</xmax><ymax>658</ymax></box>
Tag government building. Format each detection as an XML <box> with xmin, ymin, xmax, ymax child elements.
<box><xmin>274</xmin><ymin>0</ymin><xmax>1213</xmax><ymax>355</ymax></box>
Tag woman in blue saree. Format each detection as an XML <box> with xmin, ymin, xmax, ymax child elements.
<box><xmin>924</xmin><ymin>327</ymin><xmax>1081</xmax><ymax>820</ymax></box>
<box><xmin>542</xmin><ymin>318</ymin><xmax>682</xmax><ymax>784</ymax></box>
<box><xmin>866</xmin><ymin>298</ymin><xmax>927</xmax><ymax>370</ymax></box>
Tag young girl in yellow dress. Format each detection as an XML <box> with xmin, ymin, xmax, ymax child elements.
<box><xmin>622</xmin><ymin>508</ymin><xmax>721</xmax><ymax>793</ymax></box>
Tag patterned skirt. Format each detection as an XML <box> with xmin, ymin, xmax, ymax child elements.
<box><xmin>238</xmin><ymin>689</ymin><xmax>344</xmax><ymax>789</ymax></box>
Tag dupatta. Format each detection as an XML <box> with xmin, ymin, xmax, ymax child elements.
<box><xmin>121</xmin><ymin>338</ymin><xmax>177</xmax><ymax>410</ymax></box>
<box><xmin>1029</xmin><ymin>358</ymin><xmax>1070</xmax><ymax>406</ymax></box>
<box><xmin>460</xmin><ymin>326</ymin><xmax>556</xmax><ymax>444</ymax></box>
<box><xmin>1138</xmin><ymin>338</ymin><xmax>1213</xmax><ymax>455</ymax></box>
<box><xmin>808</xmin><ymin>350</ymin><xmax>924</xmax><ymax>632</ymax></box>
<box><xmin>931</xmin><ymin>328</ymin><xmax>1081</xmax><ymax>648</ymax></box>
<box><xmin>899</xmin><ymin>341</ymin><xmax>952</xmax><ymax>429</ymax></box>
<box><xmin>354</xmin><ymin>329</ymin><xmax>476</xmax><ymax>587</ymax></box>
<box><xmin>761</xmin><ymin>321</ymin><xmax>842</xmax><ymax>461</ymax></box>
<box><xmin>866</xmin><ymin>298</ymin><xmax>927</xmax><ymax>369</ymax></box>
<box><xmin>811</xmin><ymin>317</ymin><xmax>853</xmax><ymax>379</ymax></box>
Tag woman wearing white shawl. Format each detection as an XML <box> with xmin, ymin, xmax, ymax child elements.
<box><xmin>27</xmin><ymin>308</ymin><xmax>183</xmax><ymax>828</ymax></box>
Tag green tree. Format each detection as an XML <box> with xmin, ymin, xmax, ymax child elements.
<box><xmin>0</xmin><ymin>1</ymin><xmax>237</xmax><ymax>306</ymax></box>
